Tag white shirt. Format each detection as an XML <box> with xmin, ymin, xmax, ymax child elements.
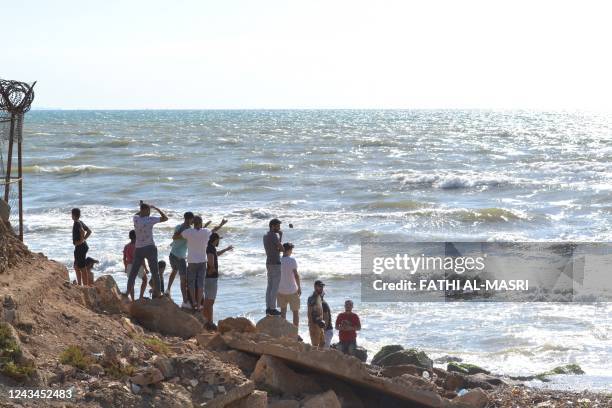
<box><xmin>278</xmin><ymin>256</ymin><xmax>299</xmax><ymax>295</ymax></box>
<box><xmin>133</xmin><ymin>216</ymin><xmax>161</xmax><ymax>248</ymax></box>
<box><xmin>181</xmin><ymin>228</ymin><xmax>211</xmax><ymax>263</ymax></box>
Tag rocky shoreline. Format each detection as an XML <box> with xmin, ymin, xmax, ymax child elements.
<box><xmin>0</xmin><ymin>221</ymin><xmax>610</xmax><ymax>407</ymax></box>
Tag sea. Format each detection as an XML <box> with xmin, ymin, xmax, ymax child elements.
<box><xmin>14</xmin><ymin>110</ymin><xmax>612</xmax><ymax>391</ymax></box>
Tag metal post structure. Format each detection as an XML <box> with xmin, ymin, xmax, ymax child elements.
<box><xmin>0</xmin><ymin>79</ymin><xmax>36</xmax><ymax>241</ymax></box>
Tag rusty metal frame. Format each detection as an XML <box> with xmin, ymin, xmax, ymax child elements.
<box><xmin>0</xmin><ymin>79</ymin><xmax>36</xmax><ymax>241</ymax></box>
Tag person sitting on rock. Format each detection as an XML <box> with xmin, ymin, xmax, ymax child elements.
<box><xmin>204</xmin><ymin>232</ymin><xmax>233</xmax><ymax>330</ymax></box>
<box><xmin>84</xmin><ymin>257</ymin><xmax>99</xmax><ymax>286</ymax></box>
<box><xmin>277</xmin><ymin>242</ymin><xmax>301</xmax><ymax>327</ymax></box>
<box><xmin>124</xmin><ymin>230</ymin><xmax>149</xmax><ymax>300</ymax></box>
<box><xmin>335</xmin><ymin>299</ymin><xmax>361</xmax><ymax>356</ymax></box>
<box><xmin>307</xmin><ymin>280</ymin><xmax>327</xmax><ymax>348</ymax></box>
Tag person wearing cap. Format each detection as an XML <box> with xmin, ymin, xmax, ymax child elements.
<box><xmin>335</xmin><ymin>299</ymin><xmax>361</xmax><ymax>356</ymax></box>
<box><xmin>307</xmin><ymin>280</ymin><xmax>327</xmax><ymax>348</ymax></box>
<box><xmin>204</xmin><ymin>232</ymin><xmax>233</xmax><ymax>330</ymax></box>
<box><xmin>127</xmin><ymin>202</ymin><xmax>168</xmax><ymax>300</ymax></box>
<box><xmin>277</xmin><ymin>242</ymin><xmax>301</xmax><ymax>327</ymax></box>
<box><xmin>167</xmin><ymin>211</ymin><xmax>195</xmax><ymax>306</ymax></box>
<box><xmin>176</xmin><ymin>215</ymin><xmax>227</xmax><ymax>311</ymax></box>
<box><xmin>123</xmin><ymin>229</ymin><xmax>149</xmax><ymax>300</ymax></box>
<box><xmin>263</xmin><ymin>218</ymin><xmax>283</xmax><ymax>316</ymax></box>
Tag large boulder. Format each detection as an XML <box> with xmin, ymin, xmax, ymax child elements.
<box><xmin>129</xmin><ymin>297</ymin><xmax>203</xmax><ymax>339</ymax></box>
<box><xmin>371</xmin><ymin>345</ymin><xmax>404</xmax><ymax>365</ymax></box>
<box><xmin>353</xmin><ymin>346</ymin><xmax>368</xmax><ymax>363</ymax></box>
<box><xmin>303</xmin><ymin>390</ymin><xmax>341</xmax><ymax>408</ymax></box>
<box><xmin>82</xmin><ymin>275</ymin><xmax>125</xmax><ymax>315</ymax></box>
<box><xmin>251</xmin><ymin>355</ymin><xmax>322</xmax><ymax>396</ymax></box>
<box><xmin>217</xmin><ymin>350</ymin><xmax>259</xmax><ymax>375</ymax></box>
<box><xmin>332</xmin><ymin>343</ymin><xmax>367</xmax><ymax>362</ymax></box>
<box><xmin>447</xmin><ymin>362</ymin><xmax>490</xmax><ymax>375</ymax></box>
<box><xmin>450</xmin><ymin>388</ymin><xmax>488</xmax><ymax>408</ymax></box>
<box><xmin>226</xmin><ymin>390</ymin><xmax>267</xmax><ymax>408</ymax></box>
<box><xmin>381</xmin><ymin>364</ymin><xmax>422</xmax><ymax>378</ymax></box>
<box><xmin>255</xmin><ymin>316</ymin><xmax>298</xmax><ymax>339</ymax></box>
<box><xmin>130</xmin><ymin>367</ymin><xmax>164</xmax><ymax>386</ymax></box>
<box><xmin>218</xmin><ymin>317</ymin><xmax>256</xmax><ymax>335</ymax></box>
<box><xmin>377</xmin><ymin>349</ymin><xmax>433</xmax><ymax>370</ymax></box>
<box><xmin>94</xmin><ymin>275</ymin><xmax>124</xmax><ymax>314</ymax></box>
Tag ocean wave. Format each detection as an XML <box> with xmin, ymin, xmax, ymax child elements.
<box><xmin>394</xmin><ymin>173</ymin><xmax>517</xmax><ymax>190</ymax></box>
<box><xmin>62</xmin><ymin>139</ymin><xmax>130</xmax><ymax>148</ymax></box>
<box><xmin>406</xmin><ymin>207</ymin><xmax>529</xmax><ymax>223</ymax></box>
<box><xmin>239</xmin><ymin>162</ymin><xmax>284</xmax><ymax>172</ymax></box>
<box><xmin>23</xmin><ymin>165</ymin><xmax>113</xmax><ymax>175</ymax></box>
<box><xmin>436</xmin><ymin>175</ymin><xmax>509</xmax><ymax>190</ymax></box>
<box><xmin>354</xmin><ymin>200</ymin><xmax>428</xmax><ymax>211</ymax></box>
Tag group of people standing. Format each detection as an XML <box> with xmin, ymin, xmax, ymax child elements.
<box><xmin>71</xmin><ymin>205</ymin><xmax>363</xmax><ymax>356</ymax></box>
<box><xmin>263</xmin><ymin>218</ymin><xmax>362</xmax><ymax>355</ymax></box>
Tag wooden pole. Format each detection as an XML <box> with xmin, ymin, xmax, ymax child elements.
<box><xmin>17</xmin><ymin>127</ymin><xmax>23</xmax><ymax>241</ymax></box>
<box><xmin>3</xmin><ymin>114</ymin><xmax>15</xmax><ymax>203</ymax></box>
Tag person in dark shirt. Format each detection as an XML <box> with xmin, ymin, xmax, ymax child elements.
<box><xmin>71</xmin><ymin>208</ymin><xmax>92</xmax><ymax>286</ymax></box>
<box><xmin>204</xmin><ymin>232</ymin><xmax>233</xmax><ymax>330</ymax></box>
<box><xmin>307</xmin><ymin>280</ymin><xmax>327</xmax><ymax>348</ymax></box>
<box><xmin>263</xmin><ymin>218</ymin><xmax>283</xmax><ymax>316</ymax></box>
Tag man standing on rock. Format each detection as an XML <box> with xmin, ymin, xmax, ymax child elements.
<box><xmin>307</xmin><ymin>280</ymin><xmax>327</xmax><ymax>348</ymax></box>
<box><xmin>166</xmin><ymin>211</ymin><xmax>194</xmax><ymax>307</ymax></box>
<box><xmin>176</xmin><ymin>216</ymin><xmax>227</xmax><ymax>311</ymax></box>
<box><xmin>72</xmin><ymin>208</ymin><xmax>92</xmax><ymax>286</ymax></box>
<box><xmin>263</xmin><ymin>218</ymin><xmax>283</xmax><ymax>316</ymax></box>
<box><xmin>127</xmin><ymin>202</ymin><xmax>168</xmax><ymax>300</ymax></box>
<box><xmin>277</xmin><ymin>242</ymin><xmax>301</xmax><ymax>327</ymax></box>
<box><xmin>335</xmin><ymin>299</ymin><xmax>361</xmax><ymax>356</ymax></box>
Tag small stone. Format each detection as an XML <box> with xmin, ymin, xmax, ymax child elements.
<box><xmin>131</xmin><ymin>383</ymin><xmax>141</xmax><ymax>394</ymax></box>
<box><xmin>189</xmin><ymin>379</ymin><xmax>198</xmax><ymax>387</ymax></box>
<box><xmin>217</xmin><ymin>385</ymin><xmax>226</xmax><ymax>393</ymax></box>
<box><xmin>202</xmin><ymin>390</ymin><xmax>214</xmax><ymax>400</ymax></box>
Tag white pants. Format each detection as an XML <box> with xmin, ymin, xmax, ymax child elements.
<box><xmin>324</xmin><ymin>329</ymin><xmax>334</xmax><ymax>348</ymax></box>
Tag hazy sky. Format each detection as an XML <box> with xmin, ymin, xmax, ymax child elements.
<box><xmin>2</xmin><ymin>0</ymin><xmax>611</xmax><ymax>109</ymax></box>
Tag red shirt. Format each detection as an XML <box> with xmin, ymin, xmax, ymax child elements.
<box><xmin>336</xmin><ymin>312</ymin><xmax>361</xmax><ymax>343</ymax></box>
<box><xmin>123</xmin><ymin>242</ymin><xmax>135</xmax><ymax>264</ymax></box>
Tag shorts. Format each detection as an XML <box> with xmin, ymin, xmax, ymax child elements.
<box><xmin>74</xmin><ymin>243</ymin><xmax>89</xmax><ymax>268</ymax></box>
<box><xmin>277</xmin><ymin>292</ymin><xmax>300</xmax><ymax>311</ymax></box>
<box><xmin>187</xmin><ymin>262</ymin><xmax>205</xmax><ymax>291</ymax></box>
<box><xmin>126</xmin><ymin>264</ymin><xmax>146</xmax><ymax>279</ymax></box>
<box><xmin>169</xmin><ymin>253</ymin><xmax>187</xmax><ymax>277</ymax></box>
<box><xmin>204</xmin><ymin>277</ymin><xmax>218</xmax><ymax>300</ymax></box>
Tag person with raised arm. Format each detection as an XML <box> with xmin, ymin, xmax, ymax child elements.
<box><xmin>175</xmin><ymin>216</ymin><xmax>227</xmax><ymax>311</ymax></box>
<box><xmin>166</xmin><ymin>211</ymin><xmax>194</xmax><ymax>307</ymax></box>
<box><xmin>204</xmin><ymin>232</ymin><xmax>233</xmax><ymax>330</ymax></box>
<box><xmin>127</xmin><ymin>202</ymin><xmax>168</xmax><ymax>300</ymax></box>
